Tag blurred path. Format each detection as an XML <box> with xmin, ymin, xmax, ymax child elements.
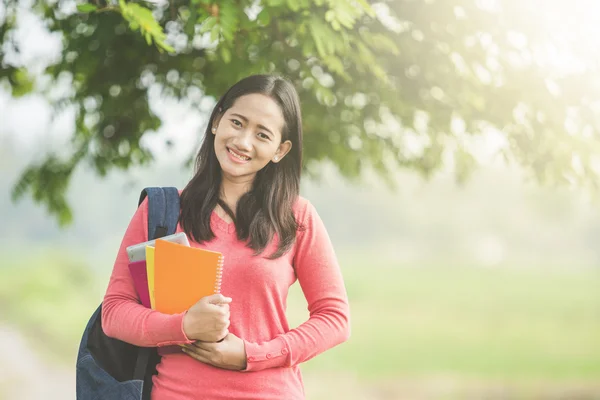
<box><xmin>0</xmin><ymin>324</ymin><xmax>73</xmax><ymax>400</ymax></box>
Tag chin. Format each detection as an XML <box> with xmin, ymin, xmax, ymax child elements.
<box><xmin>218</xmin><ymin>159</ymin><xmax>254</xmax><ymax>179</ymax></box>
<box><xmin>221</xmin><ymin>167</ymin><xmax>246</xmax><ymax>179</ymax></box>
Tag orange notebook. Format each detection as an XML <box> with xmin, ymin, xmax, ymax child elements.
<box><xmin>153</xmin><ymin>239</ymin><xmax>224</xmax><ymax>315</ymax></box>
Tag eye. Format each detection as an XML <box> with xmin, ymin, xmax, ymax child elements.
<box><xmin>231</xmin><ymin>119</ymin><xmax>242</xmax><ymax>127</ymax></box>
<box><xmin>257</xmin><ymin>132</ymin><xmax>271</xmax><ymax>141</ymax></box>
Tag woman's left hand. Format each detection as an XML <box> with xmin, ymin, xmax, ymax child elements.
<box><xmin>182</xmin><ymin>333</ymin><xmax>247</xmax><ymax>371</ymax></box>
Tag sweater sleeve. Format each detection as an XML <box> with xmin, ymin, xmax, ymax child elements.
<box><xmin>243</xmin><ymin>200</ymin><xmax>351</xmax><ymax>371</ymax></box>
<box><xmin>101</xmin><ymin>197</ymin><xmax>194</xmax><ymax>347</ymax></box>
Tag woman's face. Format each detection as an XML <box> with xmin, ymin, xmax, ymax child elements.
<box><xmin>212</xmin><ymin>93</ymin><xmax>292</xmax><ymax>182</ymax></box>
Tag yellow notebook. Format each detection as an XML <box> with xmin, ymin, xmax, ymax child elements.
<box><xmin>145</xmin><ymin>246</ymin><xmax>156</xmax><ymax>309</ymax></box>
<box><xmin>153</xmin><ymin>239</ymin><xmax>224</xmax><ymax>315</ymax></box>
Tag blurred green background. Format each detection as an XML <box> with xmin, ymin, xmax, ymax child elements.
<box><xmin>2</xmin><ymin>0</ymin><xmax>600</xmax><ymax>399</ymax></box>
<box><xmin>1</xmin><ymin>155</ymin><xmax>599</xmax><ymax>399</ymax></box>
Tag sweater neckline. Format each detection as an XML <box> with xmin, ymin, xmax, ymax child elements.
<box><xmin>210</xmin><ymin>211</ymin><xmax>236</xmax><ymax>234</ymax></box>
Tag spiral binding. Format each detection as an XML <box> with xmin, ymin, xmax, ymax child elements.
<box><xmin>214</xmin><ymin>254</ymin><xmax>224</xmax><ymax>294</ymax></box>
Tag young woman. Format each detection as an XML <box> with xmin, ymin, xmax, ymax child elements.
<box><xmin>102</xmin><ymin>74</ymin><xmax>350</xmax><ymax>400</ymax></box>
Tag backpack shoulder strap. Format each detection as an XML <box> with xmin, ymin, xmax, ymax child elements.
<box><xmin>139</xmin><ymin>187</ymin><xmax>180</xmax><ymax>240</ymax></box>
<box><xmin>134</xmin><ymin>187</ymin><xmax>180</xmax><ymax>392</ymax></box>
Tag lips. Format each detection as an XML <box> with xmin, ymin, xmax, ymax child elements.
<box><xmin>227</xmin><ymin>147</ymin><xmax>251</xmax><ymax>162</ymax></box>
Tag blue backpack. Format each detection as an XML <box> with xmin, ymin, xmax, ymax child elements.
<box><xmin>76</xmin><ymin>187</ymin><xmax>181</xmax><ymax>400</ymax></box>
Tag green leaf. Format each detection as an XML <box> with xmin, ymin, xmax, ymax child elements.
<box><xmin>211</xmin><ymin>24</ymin><xmax>220</xmax><ymax>42</ymax></box>
<box><xmin>221</xmin><ymin>24</ymin><xmax>235</xmax><ymax>42</ymax></box>
<box><xmin>354</xmin><ymin>0</ymin><xmax>375</xmax><ymax>17</ymax></box>
<box><xmin>286</xmin><ymin>0</ymin><xmax>300</xmax><ymax>12</ymax></box>
<box><xmin>220</xmin><ymin>46</ymin><xmax>232</xmax><ymax>63</ymax></box>
<box><xmin>10</xmin><ymin>68</ymin><xmax>34</xmax><ymax>97</ymax></box>
<box><xmin>323</xmin><ymin>55</ymin><xmax>349</xmax><ymax>79</ymax></box>
<box><xmin>118</xmin><ymin>1</ymin><xmax>173</xmax><ymax>53</ymax></box>
<box><xmin>157</xmin><ymin>41</ymin><xmax>175</xmax><ymax>53</ymax></box>
<box><xmin>76</xmin><ymin>3</ymin><xmax>98</xmax><ymax>13</ymax></box>
<box><xmin>363</xmin><ymin>32</ymin><xmax>400</xmax><ymax>55</ymax></box>
<box><xmin>334</xmin><ymin>7</ymin><xmax>357</xmax><ymax>29</ymax></box>
<box><xmin>302</xmin><ymin>39</ymin><xmax>314</xmax><ymax>56</ymax></box>
<box><xmin>184</xmin><ymin>6</ymin><xmax>198</xmax><ymax>36</ymax></box>
<box><xmin>309</xmin><ymin>18</ymin><xmax>330</xmax><ymax>57</ymax></box>
<box><xmin>257</xmin><ymin>8</ymin><xmax>271</xmax><ymax>26</ymax></box>
<box><xmin>199</xmin><ymin>17</ymin><xmax>217</xmax><ymax>34</ymax></box>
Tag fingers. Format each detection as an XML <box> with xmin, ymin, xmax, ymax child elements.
<box><xmin>187</xmin><ymin>340</ymin><xmax>219</xmax><ymax>352</ymax></box>
<box><xmin>219</xmin><ymin>308</ymin><xmax>230</xmax><ymax>318</ymax></box>
<box><xmin>214</xmin><ymin>308</ymin><xmax>229</xmax><ymax>331</ymax></box>
<box><xmin>191</xmin><ymin>341</ymin><xmax>212</xmax><ymax>351</ymax></box>
<box><xmin>204</xmin><ymin>294</ymin><xmax>232</xmax><ymax>305</ymax></box>
<box><xmin>213</xmin><ymin>325</ymin><xmax>229</xmax><ymax>339</ymax></box>
<box><xmin>182</xmin><ymin>344</ymin><xmax>212</xmax><ymax>364</ymax></box>
<box><xmin>214</xmin><ymin>304</ymin><xmax>230</xmax><ymax>315</ymax></box>
<box><xmin>190</xmin><ymin>340</ymin><xmax>214</xmax><ymax>351</ymax></box>
<box><xmin>202</xmin><ymin>324</ymin><xmax>229</xmax><ymax>342</ymax></box>
<box><xmin>213</xmin><ymin>312</ymin><xmax>229</xmax><ymax>327</ymax></box>
<box><xmin>219</xmin><ymin>328</ymin><xmax>229</xmax><ymax>341</ymax></box>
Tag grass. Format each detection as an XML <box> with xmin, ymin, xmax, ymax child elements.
<box><xmin>287</xmin><ymin>260</ymin><xmax>600</xmax><ymax>383</ymax></box>
<box><xmin>0</xmin><ymin>253</ymin><xmax>102</xmax><ymax>363</ymax></box>
<box><xmin>1</xmin><ymin>252</ymin><xmax>600</xmax><ymax>398</ymax></box>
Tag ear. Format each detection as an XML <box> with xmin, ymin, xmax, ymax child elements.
<box><xmin>212</xmin><ymin>108</ymin><xmax>224</xmax><ymax>134</ymax></box>
<box><xmin>272</xmin><ymin>140</ymin><xmax>292</xmax><ymax>163</ymax></box>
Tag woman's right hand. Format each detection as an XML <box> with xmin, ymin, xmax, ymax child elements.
<box><xmin>183</xmin><ymin>294</ymin><xmax>232</xmax><ymax>342</ymax></box>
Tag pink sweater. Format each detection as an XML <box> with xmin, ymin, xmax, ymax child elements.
<box><xmin>102</xmin><ymin>195</ymin><xmax>350</xmax><ymax>400</ymax></box>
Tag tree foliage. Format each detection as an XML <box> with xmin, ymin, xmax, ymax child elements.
<box><xmin>1</xmin><ymin>0</ymin><xmax>600</xmax><ymax>224</ymax></box>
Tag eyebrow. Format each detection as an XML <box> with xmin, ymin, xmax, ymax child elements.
<box><xmin>230</xmin><ymin>113</ymin><xmax>275</xmax><ymax>137</ymax></box>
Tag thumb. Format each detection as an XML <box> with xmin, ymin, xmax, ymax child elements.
<box><xmin>205</xmin><ymin>293</ymin><xmax>232</xmax><ymax>305</ymax></box>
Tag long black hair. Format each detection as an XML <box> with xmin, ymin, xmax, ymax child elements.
<box><xmin>179</xmin><ymin>74</ymin><xmax>303</xmax><ymax>259</ymax></box>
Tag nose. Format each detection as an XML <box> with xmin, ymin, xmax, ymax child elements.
<box><xmin>233</xmin><ymin>129</ymin><xmax>252</xmax><ymax>151</ymax></box>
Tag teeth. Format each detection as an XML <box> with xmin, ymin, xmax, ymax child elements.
<box><xmin>228</xmin><ymin>148</ymin><xmax>249</xmax><ymax>161</ymax></box>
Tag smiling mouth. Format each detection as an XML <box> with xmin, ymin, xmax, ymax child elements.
<box><xmin>227</xmin><ymin>147</ymin><xmax>251</xmax><ymax>161</ymax></box>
